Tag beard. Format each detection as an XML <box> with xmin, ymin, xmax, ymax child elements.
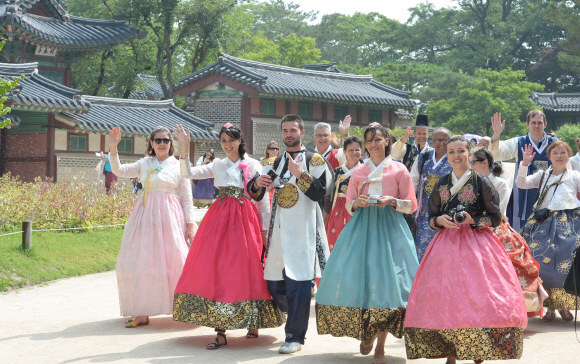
<box><xmin>284</xmin><ymin>138</ymin><xmax>301</xmax><ymax>148</ymax></box>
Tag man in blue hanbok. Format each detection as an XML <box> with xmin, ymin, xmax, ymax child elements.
<box><xmin>490</xmin><ymin>111</ymin><xmax>557</xmax><ymax>231</ymax></box>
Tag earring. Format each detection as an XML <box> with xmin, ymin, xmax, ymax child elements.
<box><xmin>149</xmin><ymin>149</ymin><xmax>153</xmax><ymax>155</ymax></box>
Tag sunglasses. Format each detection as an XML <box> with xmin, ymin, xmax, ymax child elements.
<box><xmin>268</xmin><ymin>147</ymin><xmax>279</xmax><ymax>151</ymax></box>
<box><xmin>154</xmin><ymin>138</ymin><xmax>171</xmax><ymax>145</ymax></box>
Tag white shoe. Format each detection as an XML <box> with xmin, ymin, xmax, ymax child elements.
<box><xmin>279</xmin><ymin>342</ymin><xmax>302</xmax><ymax>354</ymax></box>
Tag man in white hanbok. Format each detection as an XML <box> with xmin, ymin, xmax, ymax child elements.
<box><xmin>249</xmin><ymin>114</ymin><xmax>332</xmax><ymax>354</ymax></box>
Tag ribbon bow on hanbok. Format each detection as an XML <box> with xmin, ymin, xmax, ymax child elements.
<box><xmin>143</xmin><ymin>166</ymin><xmax>163</xmax><ymax>206</ymax></box>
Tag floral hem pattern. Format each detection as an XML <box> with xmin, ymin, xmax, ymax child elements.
<box><xmin>543</xmin><ymin>288</ymin><xmax>577</xmax><ymax>310</ymax></box>
<box><xmin>192</xmin><ymin>199</ymin><xmax>214</xmax><ymax>208</ymax></box>
<box><xmin>405</xmin><ymin>327</ymin><xmax>524</xmax><ymax>360</ymax></box>
<box><xmin>173</xmin><ymin>293</ymin><xmax>285</xmax><ymax>330</ymax></box>
<box><xmin>315</xmin><ymin>304</ymin><xmax>405</xmax><ymax>340</ymax></box>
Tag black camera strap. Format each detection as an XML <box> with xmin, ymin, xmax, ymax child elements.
<box><xmin>534</xmin><ymin>169</ymin><xmax>565</xmax><ymax>213</ymax></box>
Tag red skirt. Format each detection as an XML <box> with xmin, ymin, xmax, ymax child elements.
<box><xmin>173</xmin><ymin>196</ymin><xmax>284</xmax><ymax>330</ymax></box>
<box><xmin>325</xmin><ymin>197</ymin><xmax>352</xmax><ymax>253</ymax></box>
<box><xmin>494</xmin><ymin>220</ymin><xmax>545</xmax><ymax>317</ymax></box>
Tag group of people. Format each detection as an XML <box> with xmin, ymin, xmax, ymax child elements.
<box><xmin>107</xmin><ymin>110</ymin><xmax>578</xmax><ymax>364</ymax></box>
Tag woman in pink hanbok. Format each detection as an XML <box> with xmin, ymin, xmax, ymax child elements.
<box><xmin>109</xmin><ymin>126</ymin><xmax>196</xmax><ymax>328</ymax></box>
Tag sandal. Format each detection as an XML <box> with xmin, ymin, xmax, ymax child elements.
<box><xmin>474</xmin><ymin>360</ymin><xmax>484</xmax><ymax>364</ymax></box>
<box><xmin>360</xmin><ymin>338</ymin><xmax>374</xmax><ymax>356</ymax></box>
<box><xmin>246</xmin><ymin>331</ymin><xmax>259</xmax><ymax>339</ymax></box>
<box><xmin>445</xmin><ymin>361</ymin><xmax>456</xmax><ymax>364</ymax></box>
<box><xmin>206</xmin><ymin>333</ymin><xmax>227</xmax><ymax>350</ymax></box>
<box><xmin>542</xmin><ymin>308</ymin><xmax>555</xmax><ymax>321</ymax></box>
<box><xmin>559</xmin><ymin>310</ymin><xmax>574</xmax><ymax>321</ymax></box>
<box><xmin>125</xmin><ymin>317</ymin><xmax>149</xmax><ymax>328</ymax></box>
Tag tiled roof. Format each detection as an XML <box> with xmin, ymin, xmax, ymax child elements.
<box><xmin>395</xmin><ymin>109</ymin><xmax>414</xmax><ymax>120</ymax></box>
<box><xmin>0</xmin><ymin>113</ymin><xmax>21</xmax><ymax>126</ymax></box>
<box><xmin>129</xmin><ymin>74</ymin><xmax>166</xmax><ymax>100</ymax></box>
<box><xmin>302</xmin><ymin>63</ymin><xmax>343</xmax><ymax>73</ymax></box>
<box><xmin>1</xmin><ymin>62</ymin><xmax>90</xmax><ymax>112</ymax></box>
<box><xmin>1</xmin><ymin>0</ymin><xmax>139</xmax><ymax>50</ymax></box>
<box><xmin>63</xmin><ymin>97</ymin><xmax>218</xmax><ymax>141</ymax></box>
<box><xmin>530</xmin><ymin>92</ymin><xmax>580</xmax><ymax>112</ymax></box>
<box><xmin>175</xmin><ymin>53</ymin><xmax>415</xmax><ymax>108</ymax></box>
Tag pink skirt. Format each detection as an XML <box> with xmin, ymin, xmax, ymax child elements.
<box><xmin>116</xmin><ymin>192</ymin><xmax>191</xmax><ymax>317</ymax></box>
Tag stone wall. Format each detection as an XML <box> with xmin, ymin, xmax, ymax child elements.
<box><xmin>56</xmin><ymin>153</ymin><xmax>140</xmax><ymax>182</ymax></box>
<box><xmin>195</xmin><ymin>98</ymin><xmax>242</xmax><ymax>129</ymax></box>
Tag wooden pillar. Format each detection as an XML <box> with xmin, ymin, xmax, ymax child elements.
<box><xmin>241</xmin><ymin>96</ymin><xmax>253</xmax><ymax>154</ymax></box>
<box><xmin>46</xmin><ymin>113</ymin><xmax>56</xmax><ymax>181</ymax></box>
<box><xmin>285</xmin><ymin>100</ymin><xmax>290</xmax><ymax>115</ymax></box>
<box><xmin>65</xmin><ymin>66</ymin><xmax>72</xmax><ymax>88</ymax></box>
<box><xmin>189</xmin><ymin>141</ymin><xmax>195</xmax><ymax>158</ymax></box>
<box><xmin>322</xmin><ymin>104</ymin><xmax>327</xmax><ymax>122</ymax></box>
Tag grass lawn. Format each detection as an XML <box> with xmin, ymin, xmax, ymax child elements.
<box><xmin>0</xmin><ymin>228</ymin><xmax>124</xmax><ymax>292</ymax></box>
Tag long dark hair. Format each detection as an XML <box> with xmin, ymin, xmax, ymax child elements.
<box><xmin>219</xmin><ymin>125</ymin><xmax>247</xmax><ymax>160</ymax></box>
<box><xmin>204</xmin><ymin>149</ymin><xmax>215</xmax><ymax>163</ymax></box>
<box><xmin>473</xmin><ymin>148</ymin><xmax>503</xmax><ymax>176</ymax></box>
<box><xmin>363</xmin><ymin>124</ymin><xmax>392</xmax><ymax>158</ymax></box>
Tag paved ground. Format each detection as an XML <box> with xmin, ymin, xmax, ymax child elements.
<box><xmin>1</xmin><ymin>269</ymin><xmax>578</xmax><ymax>364</ymax></box>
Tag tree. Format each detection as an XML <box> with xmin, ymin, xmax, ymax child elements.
<box><xmin>66</xmin><ymin>0</ymin><xmax>157</xmax><ymax>98</ymax></box>
<box><xmin>555</xmin><ymin>123</ymin><xmax>580</xmax><ymax>154</ymax></box>
<box><xmin>239</xmin><ymin>33</ymin><xmax>321</xmax><ymax>68</ymax></box>
<box><xmin>117</xmin><ymin>0</ymin><xmax>237</xmax><ymax>99</ymax></box>
<box><xmin>548</xmin><ymin>0</ymin><xmax>580</xmax><ymax>75</ymax></box>
<box><xmin>427</xmin><ymin>68</ymin><xmax>544</xmax><ymax>138</ymax></box>
<box><xmin>245</xmin><ymin>0</ymin><xmax>318</xmax><ymax>39</ymax></box>
<box><xmin>0</xmin><ymin>39</ymin><xmax>24</xmax><ymax>129</ymax></box>
<box><xmin>527</xmin><ymin>45</ymin><xmax>580</xmax><ymax>93</ymax></box>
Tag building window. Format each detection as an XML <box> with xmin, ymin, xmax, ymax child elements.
<box><xmin>261</xmin><ymin>99</ymin><xmax>275</xmax><ymax>115</ymax></box>
<box><xmin>69</xmin><ymin>135</ymin><xmax>87</xmax><ymax>151</ymax></box>
<box><xmin>118</xmin><ymin>137</ymin><xmax>133</xmax><ymax>154</ymax></box>
<box><xmin>369</xmin><ymin>110</ymin><xmax>382</xmax><ymax>123</ymax></box>
<box><xmin>298</xmin><ymin>103</ymin><xmax>313</xmax><ymax>118</ymax></box>
<box><xmin>334</xmin><ymin>106</ymin><xmax>348</xmax><ymax>122</ymax></box>
<box><xmin>38</xmin><ymin>70</ymin><xmax>65</xmax><ymax>85</ymax></box>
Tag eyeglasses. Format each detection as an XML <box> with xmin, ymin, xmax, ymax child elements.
<box><xmin>433</xmin><ymin>139</ymin><xmax>449</xmax><ymax>145</ymax></box>
<box><xmin>315</xmin><ymin>134</ymin><xmax>331</xmax><ymax>139</ymax></box>
<box><xmin>268</xmin><ymin>147</ymin><xmax>279</xmax><ymax>151</ymax></box>
<box><xmin>347</xmin><ymin>149</ymin><xmax>362</xmax><ymax>154</ymax></box>
<box><xmin>469</xmin><ymin>159</ymin><xmax>485</xmax><ymax>165</ymax></box>
<box><xmin>154</xmin><ymin>138</ymin><xmax>171</xmax><ymax>145</ymax></box>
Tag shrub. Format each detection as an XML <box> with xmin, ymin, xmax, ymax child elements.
<box><xmin>554</xmin><ymin>123</ymin><xmax>580</xmax><ymax>155</ymax></box>
<box><xmin>0</xmin><ymin>173</ymin><xmax>138</xmax><ymax>233</ymax></box>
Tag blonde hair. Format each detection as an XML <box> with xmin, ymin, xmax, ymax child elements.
<box><xmin>264</xmin><ymin>141</ymin><xmax>280</xmax><ymax>160</ymax></box>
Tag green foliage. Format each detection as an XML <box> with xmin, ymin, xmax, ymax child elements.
<box><xmin>240</xmin><ymin>33</ymin><xmax>321</xmax><ymax>67</ymax></box>
<box><xmin>0</xmin><ymin>39</ymin><xmax>24</xmax><ymax>128</ymax></box>
<box><xmin>0</xmin><ymin>173</ymin><xmax>138</xmax><ymax>234</ymax></box>
<box><xmin>0</xmin><ymin>229</ymin><xmax>124</xmax><ymax>291</ymax></box>
<box><xmin>555</xmin><ymin>124</ymin><xmax>580</xmax><ymax>155</ymax></box>
<box><xmin>245</xmin><ymin>0</ymin><xmax>318</xmax><ymax>39</ymax></box>
<box><xmin>427</xmin><ymin>68</ymin><xmax>544</xmax><ymax>138</ymax></box>
<box><xmin>548</xmin><ymin>0</ymin><xmax>580</xmax><ymax>75</ymax></box>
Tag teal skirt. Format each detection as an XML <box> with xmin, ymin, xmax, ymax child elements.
<box><xmin>315</xmin><ymin>205</ymin><xmax>419</xmax><ymax>340</ymax></box>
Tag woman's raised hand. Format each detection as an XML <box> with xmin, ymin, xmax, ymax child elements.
<box><xmin>520</xmin><ymin>144</ymin><xmax>536</xmax><ymax>166</ymax></box>
<box><xmin>173</xmin><ymin>124</ymin><xmax>190</xmax><ymax>147</ymax></box>
<box><xmin>109</xmin><ymin>127</ymin><xmax>122</xmax><ymax>146</ymax></box>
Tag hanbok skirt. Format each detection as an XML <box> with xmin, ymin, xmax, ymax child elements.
<box><xmin>520</xmin><ymin>208</ymin><xmax>580</xmax><ymax>310</ymax></box>
<box><xmin>117</xmin><ymin>191</ymin><xmax>192</xmax><ymax>316</ymax></box>
<box><xmin>324</xmin><ymin>197</ymin><xmax>352</xmax><ymax>252</ymax></box>
<box><xmin>415</xmin><ymin>209</ymin><xmax>437</xmax><ymax>262</ymax></box>
<box><xmin>192</xmin><ymin>178</ymin><xmax>215</xmax><ymax>208</ymax></box>
<box><xmin>494</xmin><ymin>220</ymin><xmax>547</xmax><ymax>317</ymax></box>
<box><xmin>173</xmin><ymin>189</ymin><xmax>285</xmax><ymax>330</ymax></box>
<box><xmin>404</xmin><ymin>225</ymin><xmax>527</xmax><ymax>361</ymax></box>
<box><xmin>316</xmin><ymin>205</ymin><xmax>419</xmax><ymax>340</ymax></box>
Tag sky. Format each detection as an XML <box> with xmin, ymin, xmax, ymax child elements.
<box><xmin>279</xmin><ymin>0</ymin><xmax>457</xmax><ymax>23</ymax></box>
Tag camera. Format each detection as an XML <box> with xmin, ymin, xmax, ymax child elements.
<box><xmin>449</xmin><ymin>204</ymin><xmax>467</xmax><ymax>223</ymax></box>
<box><xmin>533</xmin><ymin>208</ymin><xmax>549</xmax><ymax>221</ymax></box>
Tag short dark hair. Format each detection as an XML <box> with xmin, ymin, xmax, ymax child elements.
<box><xmin>473</xmin><ymin>148</ymin><xmax>503</xmax><ymax>176</ymax></box>
<box><xmin>363</xmin><ymin>124</ymin><xmax>392</xmax><ymax>158</ymax></box>
<box><xmin>343</xmin><ymin>136</ymin><xmax>363</xmax><ymax>150</ymax></box>
<box><xmin>281</xmin><ymin>114</ymin><xmax>304</xmax><ymax>131</ymax></box>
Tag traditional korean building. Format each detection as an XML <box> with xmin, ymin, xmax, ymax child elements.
<box><xmin>0</xmin><ymin>1</ymin><xmax>216</xmax><ymax>182</ymax></box>
<box><xmin>174</xmin><ymin>53</ymin><xmax>416</xmax><ymax>157</ymax></box>
<box><xmin>530</xmin><ymin>92</ymin><xmax>580</xmax><ymax>132</ymax></box>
